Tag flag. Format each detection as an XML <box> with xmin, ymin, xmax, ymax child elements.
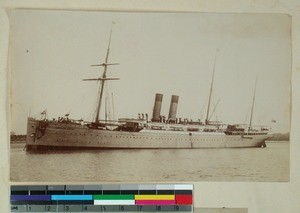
<box><xmin>271</xmin><ymin>119</ymin><xmax>276</xmax><ymax>123</ymax></box>
<box><xmin>41</xmin><ymin>110</ymin><xmax>46</xmax><ymax>115</ymax></box>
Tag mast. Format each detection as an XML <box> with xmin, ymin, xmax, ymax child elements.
<box><xmin>82</xmin><ymin>23</ymin><xmax>119</xmax><ymax>124</ymax></box>
<box><xmin>95</xmin><ymin>26</ymin><xmax>112</xmax><ymax>124</ymax></box>
<box><xmin>205</xmin><ymin>53</ymin><xmax>217</xmax><ymax>125</ymax></box>
<box><xmin>248</xmin><ymin>77</ymin><xmax>257</xmax><ymax>131</ymax></box>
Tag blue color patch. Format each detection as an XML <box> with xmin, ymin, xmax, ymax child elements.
<box><xmin>11</xmin><ymin>195</ymin><xmax>51</xmax><ymax>201</ymax></box>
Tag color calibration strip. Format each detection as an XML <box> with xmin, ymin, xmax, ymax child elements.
<box><xmin>11</xmin><ymin>184</ymin><xmax>193</xmax><ymax>212</ymax></box>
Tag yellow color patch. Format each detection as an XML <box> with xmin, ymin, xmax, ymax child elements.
<box><xmin>134</xmin><ymin>195</ymin><xmax>175</xmax><ymax>200</ymax></box>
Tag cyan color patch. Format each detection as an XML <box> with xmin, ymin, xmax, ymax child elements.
<box><xmin>51</xmin><ymin>195</ymin><xmax>93</xmax><ymax>200</ymax></box>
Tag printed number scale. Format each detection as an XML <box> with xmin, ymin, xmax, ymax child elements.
<box><xmin>10</xmin><ymin>184</ymin><xmax>193</xmax><ymax>212</ymax></box>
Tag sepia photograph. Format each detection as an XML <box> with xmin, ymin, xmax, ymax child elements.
<box><xmin>10</xmin><ymin>9</ymin><xmax>290</xmax><ymax>182</ymax></box>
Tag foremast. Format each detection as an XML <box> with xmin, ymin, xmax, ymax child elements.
<box><xmin>83</xmin><ymin>24</ymin><xmax>119</xmax><ymax>124</ymax></box>
<box><xmin>205</xmin><ymin>53</ymin><xmax>217</xmax><ymax>125</ymax></box>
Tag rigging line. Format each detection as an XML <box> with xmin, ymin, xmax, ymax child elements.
<box><xmin>205</xmin><ymin>50</ymin><xmax>219</xmax><ymax>124</ymax></box>
<box><xmin>244</xmin><ymin>98</ymin><xmax>252</xmax><ymax>125</ymax></box>
<box><xmin>111</xmin><ymin>92</ymin><xmax>115</xmax><ymax>120</ymax></box>
<box><xmin>105</xmin><ymin>77</ymin><xmax>113</xmax><ymax>120</ymax></box>
<box><xmin>199</xmin><ymin>103</ymin><xmax>206</xmax><ymax>120</ymax></box>
<box><xmin>249</xmin><ymin>77</ymin><xmax>258</xmax><ymax>130</ymax></box>
<box><xmin>209</xmin><ymin>99</ymin><xmax>220</xmax><ymax>121</ymax></box>
<box><xmin>92</xmin><ymin>82</ymin><xmax>102</xmax><ymax>121</ymax></box>
<box><xmin>105</xmin><ymin>88</ymin><xmax>113</xmax><ymax>121</ymax></box>
<box><xmin>105</xmin><ymin>96</ymin><xmax>108</xmax><ymax>123</ymax></box>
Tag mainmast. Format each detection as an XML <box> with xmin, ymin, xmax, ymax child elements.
<box><xmin>205</xmin><ymin>53</ymin><xmax>217</xmax><ymax>125</ymax></box>
<box><xmin>249</xmin><ymin>77</ymin><xmax>257</xmax><ymax>131</ymax></box>
<box><xmin>83</xmin><ymin>23</ymin><xmax>119</xmax><ymax>124</ymax></box>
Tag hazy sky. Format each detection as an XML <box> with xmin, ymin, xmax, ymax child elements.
<box><xmin>10</xmin><ymin>10</ymin><xmax>291</xmax><ymax>134</ymax></box>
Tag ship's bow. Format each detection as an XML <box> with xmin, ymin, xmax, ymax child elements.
<box><xmin>26</xmin><ymin>117</ymin><xmax>40</xmax><ymax>149</ymax></box>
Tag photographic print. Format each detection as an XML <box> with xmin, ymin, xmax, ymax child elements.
<box><xmin>10</xmin><ymin>10</ymin><xmax>290</xmax><ymax>182</ymax></box>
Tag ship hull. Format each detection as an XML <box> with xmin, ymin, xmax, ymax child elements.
<box><xmin>26</xmin><ymin>118</ymin><xmax>268</xmax><ymax>150</ymax></box>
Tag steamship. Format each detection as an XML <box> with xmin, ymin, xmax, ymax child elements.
<box><xmin>26</xmin><ymin>29</ymin><xmax>270</xmax><ymax>150</ymax></box>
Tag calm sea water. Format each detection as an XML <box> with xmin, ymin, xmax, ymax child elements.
<box><xmin>10</xmin><ymin>142</ymin><xmax>289</xmax><ymax>182</ymax></box>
